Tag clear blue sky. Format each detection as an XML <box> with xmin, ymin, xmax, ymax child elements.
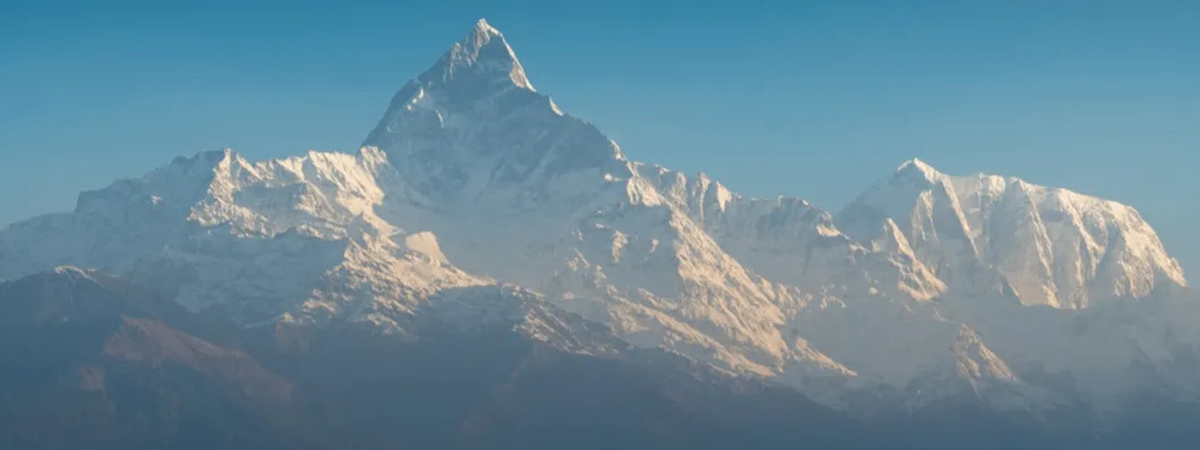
<box><xmin>2</xmin><ymin>0</ymin><xmax>1198</xmax><ymax>273</ymax></box>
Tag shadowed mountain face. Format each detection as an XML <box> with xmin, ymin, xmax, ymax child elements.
<box><xmin>0</xmin><ymin>269</ymin><xmax>869</xmax><ymax>450</ymax></box>
<box><xmin>0</xmin><ymin>268</ymin><xmax>308</xmax><ymax>450</ymax></box>
<box><xmin>5</xmin><ymin>269</ymin><xmax>1200</xmax><ymax>450</ymax></box>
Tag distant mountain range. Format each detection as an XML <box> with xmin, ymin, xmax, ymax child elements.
<box><xmin>2</xmin><ymin>19</ymin><xmax>1198</xmax><ymax>449</ymax></box>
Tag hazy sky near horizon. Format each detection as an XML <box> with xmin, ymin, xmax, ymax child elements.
<box><xmin>2</xmin><ymin>0</ymin><xmax>1198</xmax><ymax>272</ymax></box>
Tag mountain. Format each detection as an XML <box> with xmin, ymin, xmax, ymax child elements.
<box><xmin>2</xmin><ymin>18</ymin><xmax>1200</xmax><ymax>444</ymax></box>
<box><xmin>0</xmin><ymin>267</ymin><xmax>311</xmax><ymax>450</ymax></box>
<box><xmin>838</xmin><ymin>158</ymin><xmax>1187</xmax><ymax>309</ymax></box>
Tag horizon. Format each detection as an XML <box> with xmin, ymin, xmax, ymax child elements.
<box><xmin>2</xmin><ymin>1</ymin><xmax>1197</xmax><ymax>274</ymax></box>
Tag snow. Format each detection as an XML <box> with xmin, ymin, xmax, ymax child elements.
<box><xmin>0</xmin><ymin>147</ymin><xmax>485</xmax><ymax>328</ymax></box>
<box><xmin>2</xmin><ymin>19</ymin><xmax>1198</xmax><ymax>415</ymax></box>
<box><xmin>842</xmin><ymin>160</ymin><xmax>1186</xmax><ymax>309</ymax></box>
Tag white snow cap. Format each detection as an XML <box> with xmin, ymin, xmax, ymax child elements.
<box><xmin>471</xmin><ymin>18</ymin><xmax>500</xmax><ymax>39</ymax></box>
<box><xmin>843</xmin><ymin>157</ymin><xmax>1187</xmax><ymax>308</ymax></box>
<box><xmin>421</xmin><ymin>18</ymin><xmax>533</xmax><ymax>91</ymax></box>
<box><xmin>894</xmin><ymin>158</ymin><xmax>943</xmax><ymax>183</ymax></box>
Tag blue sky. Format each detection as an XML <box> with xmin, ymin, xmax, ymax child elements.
<box><xmin>2</xmin><ymin>0</ymin><xmax>1198</xmax><ymax>272</ymax></box>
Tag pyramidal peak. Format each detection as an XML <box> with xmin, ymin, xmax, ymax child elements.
<box><xmin>469</xmin><ymin>18</ymin><xmax>501</xmax><ymax>42</ymax></box>
<box><xmin>420</xmin><ymin>17</ymin><xmax>533</xmax><ymax>91</ymax></box>
<box><xmin>364</xmin><ymin>19</ymin><xmax>625</xmax><ymax>206</ymax></box>
<box><xmin>893</xmin><ymin>158</ymin><xmax>944</xmax><ymax>184</ymax></box>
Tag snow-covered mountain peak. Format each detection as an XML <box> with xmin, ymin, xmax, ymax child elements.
<box><xmin>363</xmin><ymin>21</ymin><xmax>626</xmax><ymax>210</ymax></box>
<box><xmin>421</xmin><ymin>17</ymin><xmax>532</xmax><ymax>92</ymax></box>
<box><xmin>893</xmin><ymin>158</ymin><xmax>943</xmax><ymax>184</ymax></box>
<box><xmin>840</xmin><ymin>159</ymin><xmax>1187</xmax><ymax>308</ymax></box>
<box><xmin>470</xmin><ymin>18</ymin><xmax>500</xmax><ymax>37</ymax></box>
<box><xmin>0</xmin><ymin>145</ymin><xmax>489</xmax><ymax>327</ymax></box>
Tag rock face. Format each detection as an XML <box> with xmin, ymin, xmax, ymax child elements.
<box><xmin>0</xmin><ymin>18</ymin><xmax>1197</xmax><ymax>422</ymax></box>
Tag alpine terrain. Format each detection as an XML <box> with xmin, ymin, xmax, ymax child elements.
<box><xmin>2</xmin><ymin>19</ymin><xmax>1198</xmax><ymax>449</ymax></box>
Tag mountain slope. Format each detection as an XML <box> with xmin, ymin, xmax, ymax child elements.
<box><xmin>0</xmin><ymin>268</ymin><xmax>315</xmax><ymax>450</ymax></box>
<box><xmin>839</xmin><ymin>159</ymin><xmax>1187</xmax><ymax>308</ymax></box>
<box><xmin>0</xmin><ymin>148</ymin><xmax>484</xmax><ymax>330</ymax></box>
